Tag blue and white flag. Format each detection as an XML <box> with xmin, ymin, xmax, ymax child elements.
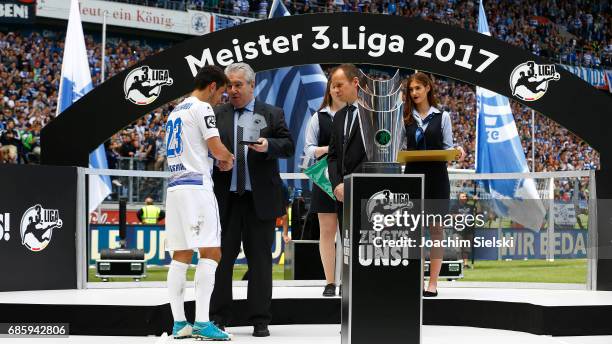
<box><xmin>57</xmin><ymin>0</ymin><xmax>111</xmax><ymax>213</ymax></box>
<box><xmin>475</xmin><ymin>0</ymin><xmax>545</xmax><ymax>230</ymax></box>
<box><xmin>255</xmin><ymin>0</ymin><xmax>327</xmax><ymax>187</ymax></box>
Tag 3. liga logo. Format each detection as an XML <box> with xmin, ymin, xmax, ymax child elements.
<box><xmin>124</xmin><ymin>66</ymin><xmax>174</xmax><ymax>105</ymax></box>
<box><xmin>510</xmin><ymin>61</ymin><xmax>560</xmax><ymax>101</ymax></box>
<box><xmin>366</xmin><ymin>189</ymin><xmax>413</xmax><ymax>223</ymax></box>
<box><xmin>19</xmin><ymin>204</ymin><xmax>63</xmax><ymax>252</ymax></box>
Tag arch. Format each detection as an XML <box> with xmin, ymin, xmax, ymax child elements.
<box><xmin>39</xmin><ymin>13</ymin><xmax>612</xmax><ymax>290</ymax></box>
<box><xmin>41</xmin><ymin>13</ymin><xmax>612</xmax><ymax>166</ymax></box>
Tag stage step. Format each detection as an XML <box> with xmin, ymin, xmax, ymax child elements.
<box><xmin>0</xmin><ymin>287</ymin><xmax>611</xmax><ymax>336</ymax></box>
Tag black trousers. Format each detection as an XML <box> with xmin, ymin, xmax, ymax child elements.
<box><xmin>210</xmin><ymin>192</ymin><xmax>276</xmax><ymax>326</ymax></box>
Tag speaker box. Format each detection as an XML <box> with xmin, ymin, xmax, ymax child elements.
<box><xmin>96</xmin><ymin>248</ymin><xmax>147</xmax><ymax>281</ymax></box>
<box><xmin>424</xmin><ymin>260</ymin><xmax>464</xmax><ymax>280</ymax></box>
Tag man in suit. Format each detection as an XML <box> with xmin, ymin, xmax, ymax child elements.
<box><xmin>327</xmin><ymin>64</ymin><xmax>368</xmax><ymax>222</ymax></box>
<box><xmin>210</xmin><ymin>62</ymin><xmax>294</xmax><ymax>337</ymax></box>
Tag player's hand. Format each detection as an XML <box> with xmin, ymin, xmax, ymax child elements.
<box><xmin>217</xmin><ymin>161</ymin><xmax>231</xmax><ymax>171</ymax></box>
<box><xmin>282</xmin><ymin>232</ymin><xmax>291</xmax><ymax>244</ymax></box>
<box><xmin>334</xmin><ymin>183</ymin><xmax>344</xmax><ymax>203</ymax></box>
<box><xmin>217</xmin><ymin>157</ymin><xmax>234</xmax><ymax>171</ymax></box>
<box><xmin>248</xmin><ymin>138</ymin><xmax>268</xmax><ymax>153</ymax></box>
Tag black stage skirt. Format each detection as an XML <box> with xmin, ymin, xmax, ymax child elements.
<box><xmin>310</xmin><ymin>183</ymin><xmax>337</xmax><ymax>213</ymax></box>
<box><xmin>404</xmin><ymin>161</ymin><xmax>450</xmax><ymax>214</ymax></box>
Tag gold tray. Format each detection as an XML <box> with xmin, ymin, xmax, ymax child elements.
<box><xmin>396</xmin><ymin>149</ymin><xmax>460</xmax><ymax>163</ymax></box>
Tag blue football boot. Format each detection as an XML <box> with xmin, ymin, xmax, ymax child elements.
<box><xmin>172</xmin><ymin>321</ymin><xmax>193</xmax><ymax>339</ymax></box>
<box><xmin>192</xmin><ymin>321</ymin><xmax>231</xmax><ymax>341</ymax></box>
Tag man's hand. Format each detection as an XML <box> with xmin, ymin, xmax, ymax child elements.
<box><xmin>248</xmin><ymin>138</ymin><xmax>268</xmax><ymax>153</ymax></box>
<box><xmin>217</xmin><ymin>156</ymin><xmax>235</xmax><ymax>171</ymax></box>
<box><xmin>334</xmin><ymin>183</ymin><xmax>344</xmax><ymax>203</ymax></box>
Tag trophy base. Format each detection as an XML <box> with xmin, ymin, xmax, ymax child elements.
<box><xmin>362</xmin><ymin>162</ymin><xmax>402</xmax><ymax>174</ymax></box>
<box><xmin>239</xmin><ymin>140</ymin><xmax>260</xmax><ymax>145</ymax></box>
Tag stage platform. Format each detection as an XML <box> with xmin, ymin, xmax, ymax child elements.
<box><xmin>1</xmin><ymin>286</ymin><xmax>611</xmax><ymax>337</ymax></box>
<box><xmin>0</xmin><ymin>325</ymin><xmax>611</xmax><ymax>344</ymax></box>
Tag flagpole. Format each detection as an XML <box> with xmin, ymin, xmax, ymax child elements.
<box><xmin>101</xmin><ymin>14</ymin><xmax>107</xmax><ymax>83</ymax></box>
<box><xmin>531</xmin><ymin>109</ymin><xmax>535</xmax><ymax>172</ymax></box>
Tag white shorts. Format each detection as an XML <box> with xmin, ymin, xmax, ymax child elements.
<box><xmin>164</xmin><ymin>187</ymin><xmax>221</xmax><ymax>251</ymax></box>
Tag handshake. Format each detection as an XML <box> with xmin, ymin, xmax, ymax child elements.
<box><xmin>216</xmin><ymin>155</ymin><xmax>234</xmax><ymax>171</ymax></box>
<box><xmin>212</xmin><ymin>137</ymin><xmax>269</xmax><ymax>172</ymax></box>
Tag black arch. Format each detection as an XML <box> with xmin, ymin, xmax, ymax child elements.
<box><xmin>41</xmin><ymin>13</ymin><xmax>611</xmax><ymax>166</ymax></box>
<box><xmin>40</xmin><ymin>13</ymin><xmax>612</xmax><ymax>289</ymax></box>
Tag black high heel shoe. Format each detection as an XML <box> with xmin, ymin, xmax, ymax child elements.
<box><xmin>423</xmin><ymin>290</ymin><xmax>438</xmax><ymax>297</ymax></box>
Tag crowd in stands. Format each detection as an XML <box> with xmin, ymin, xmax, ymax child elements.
<box><xmin>0</xmin><ymin>0</ymin><xmax>606</xmax><ymax>198</ymax></box>
<box><xmin>115</xmin><ymin>0</ymin><xmax>612</xmax><ymax>67</ymax></box>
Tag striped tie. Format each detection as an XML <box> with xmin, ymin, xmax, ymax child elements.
<box><xmin>236</xmin><ymin>108</ymin><xmax>246</xmax><ymax>195</ymax></box>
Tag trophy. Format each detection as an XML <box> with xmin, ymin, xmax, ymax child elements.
<box><xmin>357</xmin><ymin>70</ymin><xmax>405</xmax><ymax>174</ymax></box>
<box><xmin>237</xmin><ymin>113</ymin><xmax>267</xmax><ymax>145</ymax></box>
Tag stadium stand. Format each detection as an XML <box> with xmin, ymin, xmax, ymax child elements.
<box><xmin>0</xmin><ymin>0</ymin><xmax>606</xmax><ymax>187</ymax></box>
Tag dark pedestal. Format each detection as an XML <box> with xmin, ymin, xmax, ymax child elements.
<box><xmin>341</xmin><ymin>174</ymin><xmax>423</xmax><ymax>344</ymax></box>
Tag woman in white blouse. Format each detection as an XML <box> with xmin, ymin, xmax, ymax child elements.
<box><xmin>403</xmin><ymin>72</ymin><xmax>465</xmax><ymax>297</ymax></box>
<box><xmin>304</xmin><ymin>78</ymin><xmax>346</xmax><ymax>297</ymax></box>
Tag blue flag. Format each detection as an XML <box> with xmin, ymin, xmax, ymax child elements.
<box><xmin>475</xmin><ymin>0</ymin><xmax>545</xmax><ymax>230</ymax></box>
<box><xmin>255</xmin><ymin>0</ymin><xmax>327</xmax><ymax>187</ymax></box>
<box><xmin>57</xmin><ymin>0</ymin><xmax>111</xmax><ymax>213</ymax></box>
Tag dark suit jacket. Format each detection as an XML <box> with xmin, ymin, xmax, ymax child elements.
<box><xmin>327</xmin><ymin>106</ymin><xmax>368</xmax><ymax>190</ymax></box>
<box><xmin>212</xmin><ymin>101</ymin><xmax>295</xmax><ymax>221</ymax></box>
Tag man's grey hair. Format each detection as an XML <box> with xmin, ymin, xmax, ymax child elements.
<box><xmin>225</xmin><ymin>63</ymin><xmax>256</xmax><ymax>84</ymax></box>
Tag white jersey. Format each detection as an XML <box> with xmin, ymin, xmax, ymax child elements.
<box><xmin>166</xmin><ymin>96</ymin><xmax>219</xmax><ymax>190</ymax></box>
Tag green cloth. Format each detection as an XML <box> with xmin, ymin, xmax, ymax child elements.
<box><xmin>21</xmin><ymin>131</ymin><xmax>35</xmax><ymax>151</ymax></box>
<box><xmin>303</xmin><ymin>156</ymin><xmax>336</xmax><ymax>201</ymax></box>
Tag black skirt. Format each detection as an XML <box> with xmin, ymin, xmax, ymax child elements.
<box><xmin>404</xmin><ymin>161</ymin><xmax>450</xmax><ymax>214</ymax></box>
<box><xmin>310</xmin><ymin>183</ymin><xmax>337</xmax><ymax>213</ymax></box>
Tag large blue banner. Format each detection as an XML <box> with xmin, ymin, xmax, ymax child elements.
<box><xmin>89</xmin><ymin>225</ymin><xmax>286</xmax><ymax>266</ymax></box>
<box><xmin>559</xmin><ymin>64</ymin><xmax>608</xmax><ymax>90</ymax></box>
<box><xmin>254</xmin><ymin>0</ymin><xmax>327</xmax><ymax>186</ymax></box>
<box><xmin>89</xmin><ymin>225</ymin><xmax>587</xmax><ymax>265</ymax></box>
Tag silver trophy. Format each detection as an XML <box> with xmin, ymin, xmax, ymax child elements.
<box><xmin>357</xmin><ymin>70</ymin><xmax>404</xmax><ymax>173</ymax></box>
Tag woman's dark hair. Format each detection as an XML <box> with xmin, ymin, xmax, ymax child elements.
<box><xmin>317</xmin><ymin>78</ymin><xmax>333</xmax><ymax>112</ymax></box>
<box><xmin>403</xmin><ymin>72</ymin><xmax>438</xmax><ymax>126</ymax></box>
<box><xmin>194</xmin><ymin>65</ymin><xmax>229</xmax><ymax>90</ymax></box>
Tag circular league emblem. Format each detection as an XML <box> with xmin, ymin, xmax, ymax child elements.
<box><xmin>374</xmin><ymin>129</ymin><xmax>392</xmax><ymax>147</ymax></box>
<box><xmin>124</xmin><ymin>66</ymin><xmax>174</xmax><ymax>106</ymax></box>
<box><xmin>366</xmin><ymin>189</ymin><xmax>413</xmax><ymax>223</ymax></box>
<box><xmin>509</xmin><ymin>61</ymin><xmax>560</xmax><ymax>102</ymax></box>
<box><xmin>191</xmin><ymin>14</ymin><xmax>209</xmax><ymax>35</ymax></box>
<box><xmin>19</xmin><ymin>204</ymin><xmax>63</xmax><ymax>252</ymax></box>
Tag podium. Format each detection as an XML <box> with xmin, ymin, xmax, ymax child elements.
<box><xmin>341</xmin><ymin>174</ymin><xmax>423</xmax><ymax>344</ymax></box>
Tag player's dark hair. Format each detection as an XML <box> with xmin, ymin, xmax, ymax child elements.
<box><xmin>194</xmin><ymin>65</ymin><xmax>229</xmax><ymax>90</ymax></box>
<box><xmin>317</xmin><ymin>78</ymin><xmax>333</xmax><ymax>112</ymax></box>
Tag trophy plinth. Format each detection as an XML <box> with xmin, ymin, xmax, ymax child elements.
<box><xmin>362</xmin><ymin>161</ymin><xmax>402</xmax><ymax>174</ymax></box>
